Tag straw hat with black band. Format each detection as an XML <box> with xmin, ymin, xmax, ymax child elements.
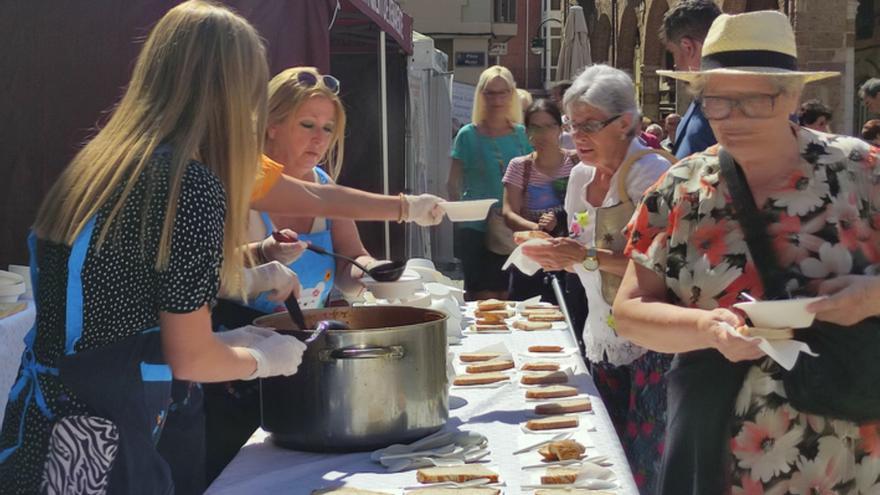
<box><xmin>657</xmin><ymin>10</ymin><xmax>839</xmax><ymax>83</ymax></box>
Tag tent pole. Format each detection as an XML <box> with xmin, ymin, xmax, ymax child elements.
<box><xmin>380</xmin><ymin>30</ymin><xmax>391</xmax><ymax>260</ymax></box>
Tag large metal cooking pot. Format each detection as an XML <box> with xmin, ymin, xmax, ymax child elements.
<box><xmin>254</xmin><ymin>306</ymin><xmax>448</xmax><ymax>452</ymax></box>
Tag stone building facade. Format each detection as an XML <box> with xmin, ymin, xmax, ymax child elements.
<box><xmin>583</xmin><ymin>0</ymin><xmax>872</xmax><ymax>134</ymax></box>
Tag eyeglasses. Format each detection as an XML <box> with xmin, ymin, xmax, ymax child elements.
<box><xmin>526</xmin><ymin>123</ymin><xmax>561</xmax><ymax>135</ymax></box>
<box><xmin>294</xmin><ymin>72</ymin><xmax>341</xmax><ymax>94</ymax></box>
<box><xmin>562</xmin><ymin>115</ymin><xmax>621</xmax><ymax>134</ymax></box>
<box><xmin>700</xmin><ymin>92</ymin><xmax>782</xmax><ymax>120</ymax></box>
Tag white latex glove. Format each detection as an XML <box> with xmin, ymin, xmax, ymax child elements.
<box><xmin>214</xmin><ymin>325</ymin><xmax>277</xmax><ymax>348</ymax></box>
<box><xmin>243</xmin><ymin>333</ymin><xmax>308</xmax><ymax>379</ymax></box>
<box><xmin>242</xmin><ymin>261</ymin><xmax>301</xmax><ymax>302</ymax></box>
<box><xmin>404</xmin><ymin>194</ymin><xmax>445</xmax><ymax>226</ymax></box>
<box><xmin>260</xmin><ymin>229</ymin><xmax>307</xmax><ymax>265</ymax></box>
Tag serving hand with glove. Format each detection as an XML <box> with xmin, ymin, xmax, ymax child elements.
<box><xmin>254</xmin><ymin>228</ymin><xmax>306</xmax><ymax>265</ymax></box>
<box><xmin>214</xmin><ymin>325</ymin><xmax>307</xmax><ymax>379</ymax></box>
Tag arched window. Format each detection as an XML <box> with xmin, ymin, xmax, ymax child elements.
<box><xmin>856</xmin><ymin>0</ymin><xmax>875</xmax><ymax>40</ymax></box>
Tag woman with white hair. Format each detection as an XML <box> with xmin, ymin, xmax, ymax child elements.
<box><xmin>522</xmin><ymin>64</ymin><xmax>673</xmax><ymax>492</ymax></box>
<box><xmin>615</xmin><ymin>11</ymin><xmax>880</xmax><ymax>494</ymax></box>
<box><xmin>447</xmin><ymin>66</ymin><xmax>530</xmax><ymax>300</ymax></box>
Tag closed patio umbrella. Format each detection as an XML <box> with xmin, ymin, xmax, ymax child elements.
<box><xmin>556</xmin><ymin>4</ymin><xmax>592</xmax><ymax>81</ymax></box>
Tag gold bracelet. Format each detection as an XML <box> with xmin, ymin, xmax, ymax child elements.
<box><xmin>397</xmin><ymin>193</ymin><xmax>406</xmax><ymax>224</ymax></box>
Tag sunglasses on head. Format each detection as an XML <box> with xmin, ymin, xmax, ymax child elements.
<box><xmin>295</xmin><ymin>72</ymin><xmax>340</xmax><ymax>94</ymax></box>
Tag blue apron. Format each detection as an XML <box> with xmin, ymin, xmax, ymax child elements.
<box><xmin>247</xmin><ymin>167</ymin><xmax>336</xmax><ymax>312</ymax></box>
<box><xmin>0</xmin><ymin>219</ymin><xmax>175</xmax><ymax>494</ymax></box>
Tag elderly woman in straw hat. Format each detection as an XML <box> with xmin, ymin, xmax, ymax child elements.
<box><xmin>614</xmin><ymin>11</ymin><xmax>880</xmax><ymax>494</ymax></box>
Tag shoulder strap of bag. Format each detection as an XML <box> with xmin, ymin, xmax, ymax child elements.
<box><xmin>616</xmin><ymin>148</ymin><xmax>677</xmax><ymax>206</ymax></box>
<box><xmin>717</xmin><ymin>148</ymin><xmax>788</xmax><ymax>300</ymax></box>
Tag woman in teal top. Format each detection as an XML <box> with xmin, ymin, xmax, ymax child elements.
<box><xmin>205</xmin><ymin>67</ymin><xmax>383</xmax><ymax>481</ymax></box>
<box><xmin>448</xmin><ymin>65</ymin><xmax>532</xmax><ymax>300</ymax></box>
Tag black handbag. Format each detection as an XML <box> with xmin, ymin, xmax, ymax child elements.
<box><xmin>720</xmin><ymin>149</ymin><xmax>880</xmax><ymax>422</ymax></box>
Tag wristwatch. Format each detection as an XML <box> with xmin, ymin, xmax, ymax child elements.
<box><xmin>582</xmin><ymin>247</ymin><xmax>599</xmax><ymax>271</ymax></box>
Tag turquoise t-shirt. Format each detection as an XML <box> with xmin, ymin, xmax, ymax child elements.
<box><xmin>450</xmin><ymin>123</ymin><xmax>532</xmax><ymax>231</ymax></box>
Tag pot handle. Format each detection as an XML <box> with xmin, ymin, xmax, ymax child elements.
<box><xmin>319</xmin><ymin>345</ymin><xmax>405</xmax><ymax>362</ymax></box>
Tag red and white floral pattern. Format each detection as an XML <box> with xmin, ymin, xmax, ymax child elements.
<box><xmin>625</xmin><ymin>127</ymin><xmax>880</xmax><ymax>492</ymax></box>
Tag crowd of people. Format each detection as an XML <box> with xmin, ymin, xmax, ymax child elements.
<box><xmin>1</xmin><ymin>0</ymin><xmax>879</xmax><ymax>494</ymax></box>
<box><xmin>448</xmin><ymin>2</ymin><xmax>880</xmax><ymax>494</ymax></box>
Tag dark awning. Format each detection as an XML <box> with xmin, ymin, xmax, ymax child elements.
<box><xmin>335</xmin><ymin>0</ymin><xmax>413</xmax><ymax>54</ymax></box>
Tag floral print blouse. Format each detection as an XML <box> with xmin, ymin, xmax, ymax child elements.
<box><xmin>626</xmin><ymin>127</ymin><xmax>880</xmax><ymax>308</ymax></box>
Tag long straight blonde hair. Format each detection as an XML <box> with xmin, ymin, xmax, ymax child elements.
<box><xmin>33</xmin><ymin>0</ymin><xmax>268</xmax><ymax>293</ymax></box>
<box><xmin>471</xmin><ymin>65</ymin><xmax>523</xmax><ymax>126</ymax></box>
<box><xmin>266</xmin><ymin>67</ymin><xmax>346</xmax><ymax>180</ymax></box>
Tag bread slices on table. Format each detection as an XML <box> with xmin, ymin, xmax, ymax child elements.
<box><xmin>512</xmin><ymin>320</ymin><xmax>552</xmax><ymax>331</ymax></box>
<box><xmin>521</xmin><ymin>361</ymin><xmax>561</xmax><ymax>372</ymax></box>
<box><xmin>459</xmin><ymin>352</ymin><xmax>501</xmax><ymax>363</ymax></box>
<box><xmin>538</xmin><ymin>439</ymin><xmax>587</xmax><ymax>461</ymax></box>
<box><xmin>535</xmin><ymin>490</ymin><xmax>615</xmax><ymax>495</ymax></box>
<box><xmin>476</xmin><ymin>299</ymin><xmax>507</xmax><ymax>311</ymax></box>
<box><xmin>525</xmin><ymin>415</ymin><xmax>579</xmax><ymax>431</ymax></box>
<box><xmin>521</xmin><ymin>371</ymin><xmax>569</xmax><ymax>385</ymax></box>
<box><xmin>525</xmin><ymin>385</ymin><xmax>578</xmax><ymax>399</ymax></box>
<box><xmin>534</xmin><ymin>398</ymin><xmax>591</xmax><ymax>415</ymax></box>
<box><xmin>466</xmin><ymin>359</ymin><xmax>515</xmax><ymax>374</ymax></box>
<box><xmin>474</xmin><ymin>309</ymin><xmax>514</xmax><ymax>321</ymax></box>
<box><xmin>453</xmin><ymin>372</ymin><xmax>508</xmax><ymax>386</ymax></box>
<box><xmin>527</xmin><ymin>311</ymin><xmax>565</xmax><ymax>322</ymax></box>
<box><xmin>524</xmin><ymin>303</ymin><xmax>559</xmax><ymax>310</ymax></box>
<box><xmin>541</xmin><ymin>466</ymin><xmax>582</xmax><ymax>484</ymax></box>
<box><xmin>416</xmin><ymin>465</ymin><xmax>500</xmax><ymax>484</ymax></box>
<box><xmin>528</xmin><ymin>345</ymin><xmax>563</xmax><ymax>353</ymax></box>
<box><xmin>406</xmin><ymin>488</ymin><xmax>500</xmax><ymax>495</ymax></box>
<box><xmin>521</xmin><ymin>308</ymin><xmax>561</xmax><ymax>317</ymax></box>
<box><xmin>738</xmin><ymin>326</ymin><xmax>794</xmax><ymax>340</ymax></box>
<box><xmin>471</xmin><ymin>323</ymin><xmax>509</xmax><ymax>332</ymax></box>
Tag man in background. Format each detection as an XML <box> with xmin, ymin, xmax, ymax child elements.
<box><xmin>659</xmin><ymin>0</ymin><xmax>721</xmax><ymax>160</ymax></box>
<box><xmin>861</xmin><ymin>78</ymin><xmax>880</xmax><ymax>115</ymax></box>
<box><xmin>661</xmin><ymin>113</ymin><xmax>681</xmax><ymax>151</ymax></box>
<box><xmin>798</xmin><ymin>99</ymin><xmax>833</xmax><ymax>133</ymax></box>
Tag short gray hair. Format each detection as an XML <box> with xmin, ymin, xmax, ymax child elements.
<box><xmin>564</xmin><ymin>64</ymin><xmax>640</xmax><ymax>138</ymax></box>
<box><xmin>687</xmin><ymin>74</ymin><xmax>805</xmax><ymax>97</ymax></box>
<box><xmin>860</xmin><ymin>78</ymin><xmax>880</xmax><ymax>99</ymax></box>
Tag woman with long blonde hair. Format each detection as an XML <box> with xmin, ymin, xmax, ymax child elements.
<box><xmin>447</xmin><ymin>65</ymin><xmax>531</xmax><ymax>300</ymax></box>
<box><xmin>0</xmin><ymin>2</ymin><xmax>306</xmax><ymax>492</ymax></box>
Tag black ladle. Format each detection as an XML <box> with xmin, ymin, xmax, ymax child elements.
<box><xmin>305</xmin><ymin>244</ymin><xmax>407</xmax><ymax>282</ymax></box>
<box><xmin>272</xmin><ymin>230</ymin><xmax>406</xmax><ymax>283</ymax></box>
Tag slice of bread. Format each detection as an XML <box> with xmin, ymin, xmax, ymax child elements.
<box><xmin>528</xmin><ymin>345</ymin><xmax>563</xmax><ymax>353</ymax></box>
<box><xmin>535</xmin><ymin>398</ymin><xmax>592</xmax><ymax>415</ymax></box>
<box><xmin>476</xmin><ymin>299</ymin><xmax>507</xmax><ymax>311</ymax></box>
<box><xmin>474</xmin><ymin>309</ymin><xmax>514</xmax><ymax>321</ymax></box>
<box><xmin>466</xmin><ymin>359</ymin><xmax>514</xmax><ymax>374</ymax></box>
<box><xmin>524</xmin><ymin>304</ymin><xmax>559</xmax><ymax>310</ymax></box>
<box><xmin>453</xmin><ymin>372</ymin><xmax>508</xmax><ymax>386</ymax></box>
<box><xmin>521</xmin><ymin>308</ymin><xmax>561</xmax><ymax>317</ymax></box>
<box><xmin>406</xmin><ymin>488</ymin><xmax>500</xmax><ymax>495</ymax></box>
<box><xmin>459</xmin><ymin>352</ymin><xmax>501</xmax><ymax>363</ymax></box>
<box><xmin>525</xmin><ymin>385</ymin><xmax>578</xmax><ymax>399</ymax></box>
<box><xmin>528</xmin><ymin>311</ymin><xmax>565</xmax><ymax>322</ymax></box>
<box><xmin>738</xmin><ymin>326</ymin><xmax>794</xmax><ymax>340</ymax></box>
<box><xmin>521</xmin><ymin>361</ymin><xmax>561</xmax><ymax>372</ymax></box>
<box><xmin>312</xmin><ymin>488</ymin><xmax>393</xmax><ymax>495</ymax></box>
<box><xmin>416</xmin><ymin>465</ymin><xmax>500</xmax><ymax>484</ymax></box>
<box><xmin>540</xmin><ymin>467</ymin><xmax>581</xmax><ymax>484</ymax></box>
<box><xmin>525</xmin><ymin>415</ymin><xmax>579</xmax><ymax>431</ymax></box>
<box><xmin>475</xmin><ymin>318</ymin><xmax>506</xmax><ymax>326</ymax></box>
<box><xmin>512</xmin><ymin>320</ymin><xmax>552</xmax><ymax>331</ymax></box>
<box><xmin>514</xmin><ymin>230</ymin><xmax>551</xmax><ymax>244</ymax></box>
<box><xmin>472</xmin><ymin>324</ymin><xmax>509</xmax><ymax>332</ymax></box>
<box><xmin>521</xmin><ymin>371</ymin><xmax>569</xmax><ymax>385</ymax></box>
<box><xmin>537</xmin><ymin>439</ymin><xmax>587</xmax><ymax>461</ymax></box>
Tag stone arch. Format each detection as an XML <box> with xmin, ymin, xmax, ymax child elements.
<box><xmin>591</xmin><ymin>13</ymin><xmax>612</xmax><ymax>63</ymax></box>
<box><xmin>641</xmin><ymin>0</ymin><xmax>671</xmax><ymax>120</ymax></box>
<box><xmin>617</xmin><ymin>3</ymin><xmax>638</xmax><ymax>72</ymax></box>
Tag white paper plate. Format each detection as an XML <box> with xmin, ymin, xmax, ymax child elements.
<box><xmin>439</xmin><ymin>199</ymin><xmax>498</xmax><ymax>222</ymax></box>
<box><xmin>518</xmin><ymin>347</ymin><xmax>579</xmax><ymax>359</ymax></box>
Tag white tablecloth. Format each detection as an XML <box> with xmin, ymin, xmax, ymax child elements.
<box><xmin>0</xmin><ymin>301</ymin><xmax>34</xmax><ymax>425</ymax></box>
<box><xmin>207</xmin><ymin>306</ymin><xmax>638</xmax><ymax>495</ymax></box>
